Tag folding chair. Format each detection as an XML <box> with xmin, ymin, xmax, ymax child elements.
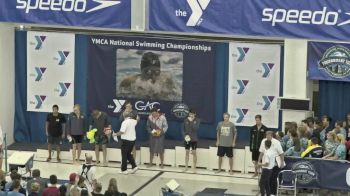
<box><xmin>277</xmin><ymin>170</ymin><xmax>297</xmax><ymax>196</ymax></box>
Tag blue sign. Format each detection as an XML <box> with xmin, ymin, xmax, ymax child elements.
<box><xmin>0</xmin><ymin>0</ymin><xmax>131</xmax><ymax>29</ymax></box>
<box><xmin>149</xmin><ymin>0</ymin><xmax>350</xmax><ymax>41</ymax></box>
<box><xmin>308</xmin><ymin>42</ymin><xmax>350</xmax><ymax>82</ymax></box>
<box><xmin>87</xmin><ymin>35</ymin><xmax>216</xmax><ymax>122</ymax></box>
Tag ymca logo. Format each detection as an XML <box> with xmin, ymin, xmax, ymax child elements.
<box><xmin>112</xmin><ymin>99</ymin><xmax>126</xmax><ymax>113</ymax></box>
<box><xmin>236</xmin><ymin>80</ymin><xmax>249</xmax><ymax>94</ymax></box>
<box><xmin>34</xmin><ymin>95</ymin><xmax>46</xmax><ymax>109</ymax></box>
<box><xmin>237</xmin><ymin>47</ymin><xmax>249</xmax><ymax>62</ymax></box>
<box><xmin>262</xmin><ymin>63</ymin><xmax>275</xmax><ymax>77</ymax></box>
<box><xmin>186</xmin><ymin>0</ymin><xmax>211</xmax><ymax>26</ymax></box>
<box><xmin>235</xmin><ymin>108</ymin><xmax>248</xmax><ymax>123</ymax></box>
<box><xmin>262</xmin><ymin>96</ymin><xmax>275</xmax><ymax>110</ymax></box>
<box><xmin>58</xmin><ymin>82</ymin><xmax>71</xmax><ymax>96</ymax></box>
<box><xmin>30</xmin><ymin>35</ymin><xmax>46</xmax><ymax>50</ymax></box>
<box><xmin>56</xmin><ymin>51</ymin><xmax>70</xmax><ymax>65</ymax></box>
<box><xmin>34</xmin><ymin>67</ymin><xmax>46</xmax><ymax>81</ymax></box>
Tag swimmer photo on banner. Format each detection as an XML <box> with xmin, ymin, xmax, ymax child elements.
<box><xmin>87</xmin><ymin>35</ymin><xmax>216</xmax><ymax>122</ymax></box>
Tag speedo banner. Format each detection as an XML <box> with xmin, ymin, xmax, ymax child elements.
<box><xmin>87</xmin><ymin>35</ymin><xmax>216</xmax><ymax>122</ymax></box>
<box><xmin>150</xmin><ymin>0</ymin><xmax>350</xmax><ymax>41</ymax></box>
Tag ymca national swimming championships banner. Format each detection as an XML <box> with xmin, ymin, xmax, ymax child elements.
<box><xmin>308</xmin><ymin>42</ymin><xmax>350</xmax><ymax>82</ymax></box>
<box><xmin>27</xmin><ymin>31</ymin><xmax>75</xmax><ymax>113</ymax></box>
<box><xmin>285</xmin><ymin>157</ymin><xmax>350</xmax><ymax>191</ymax></box>
<box><xmin>228</xmin><ymin>43</ymin><xmax>280</xmax><ymax>128</ymax></box>
<box><xmin>150</xmin><ymin>0</ymin><xmax>350</xmax><ymax>41</ymax></box>
<box><xmin>87</xmin><ymin>36</ymin><xmax>216</xmax><ymax>122</ymax></box>
<box><xmin>0</xmin><ymin>0</ymin><xmax>130</xmax><ymax>29</ymax></box>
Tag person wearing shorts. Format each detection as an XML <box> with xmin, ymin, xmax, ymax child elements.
<box><xmin>216</xmin><ymin>113</ymin><xmax>237</xmax><ymax>175</ymax></box>
<box><xmin>90</xmin><ymin>110</ymin><xmax>111</xmax><ymax>166</ymax></box>
<box><xmin>45</xmin><ymin>105</ymin><xmax>66</xmax><ymax>162</ymax></box>
<box><xmin>66</xmin><ymin>104</ymin><xmax>87</xmax><ymax>164</ymax></box>
<box><xmin>183</xmin><ymin>109</ymin><xmax>200</xmax><ymax>173</ymax></box>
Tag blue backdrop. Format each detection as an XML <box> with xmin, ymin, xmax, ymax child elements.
<box><xmin>14</xmin><ymin>30</ymin><xmax>283</xmax><ymax>144</ymax></box>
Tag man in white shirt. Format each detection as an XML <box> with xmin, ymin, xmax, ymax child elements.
<box><xmin>78</xmin><ymin>154</ymin><xmax>96</xmax><ymax>193</ymax></box>
<box><xmin>258</xmin><ymin>140</ymin><xmax>276</xmax><ymax>196</ymax></box>
<box><xmin>114</xmin><ymin>113</ymin><xmax>138</xmax><ymax>174</ymax></box>
<box><xmin>258</xmin><ymin>131</ymin><xmax>284</xmax><ymax>196</ymax></box>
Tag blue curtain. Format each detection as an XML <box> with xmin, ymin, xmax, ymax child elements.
<box><xmin>319</xmin><ymin>80</ymin><xmax>350</xmax><ymax>122</ymax></box>
<box><xmin>14</xmin><ymin>31</ymin><xmax>280</xmax><ymax>144</ymax></box>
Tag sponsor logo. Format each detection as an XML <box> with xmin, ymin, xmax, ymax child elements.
<box><xmin>56</xmin><ymin>51</ymin><xmax>70</xmax><ymax>65</ymax></box>
<box><xmin>261</xmin><ymin>63</ymin><xmax>275</xmax><ymax>78</ymax></box>
<box><xmin>33</xmin><ymin>95</ymin><xmax>46</xmax><ymax>109</ymax></box>
<box><xmin>135</xmin><ymin>101</ymin><xmax>160</xmax><ymax>111</ymax></box>
<box><xmin>262</xmin><ymin>7</ymin><xmax>350</xmax><ymax>27</ymax></box>
<box><xmin>236</xmin><ymin>80</ymin><xmax>249</xmax><ymax>94</ymax></box>
<box><xmin>234</xmin><ymin>108</ymin><xmax>248</xmax><ymax>123</ymax></box>
<box><xmin>172</xmin><ymin>103</ymin><xmax>189</xmax><ymax>119</ymax></box>
<box><xmin>236</xmin><ymin>47</ymin><xmax>249</xmax><ymax>62</ymax></box>
<box><xmin>175</xmin><ymin>0</ymin><xmax>210</xmax><ymax>26</ymax></box>
<box><xmin>318</xmin><ymin>45</ymin><xmax>350</xmax><ymax>78</ymax></box>
<box><xmin>32</xmin><ymin>35</ymin><xmax>46</xmax><ymax>50</ymax></box>
<box><xmin>261</xmin><ymin>96</ymin><xmax>275</xmax><ymax>110</ymax></box>
<box><xmin>292</xmin><ymin>161</ymin><xmax>318</xmax><ymax>184</ymax></box>
<box><xmin>16</xmin><ymin>0</ymin><xmax>121</xmax><ymax>14</ymax></box>
<box><xmin>112</xmin><ymin>99</ymin><xmax>126</xmax><ymax>113</ymax></box>
<box><xmin>30</xmin><ymin>67</ymin><xmax>46</xmax><ymax>81</ymax></box>
<box><xmin>57</xmin><ymin>82</ymin><xmax>71</xmax><ymax>96</ymax></box>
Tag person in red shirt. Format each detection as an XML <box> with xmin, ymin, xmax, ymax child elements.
<box><xmin>43</xmin><ymin>175</ymin><xmax>59</xmax><ymax>196</ymax></box>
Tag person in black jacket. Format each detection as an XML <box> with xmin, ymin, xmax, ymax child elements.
<box><xmin>249</xmin><ymin>114</ymin><xmax>268</xmax><ymax>177</ymax></box>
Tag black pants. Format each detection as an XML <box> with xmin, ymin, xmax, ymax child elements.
<box><xmin>260</xmin><ymin>168</ymin><xmax>272</xmax><ymax>196</ymax></box>
<box><xmin>270</xmin><ymin>166</ymin><xmax>281</xmax><ymax>195</ymax></box>
<box><xmin>121</xmin><ymin>139</ymin><xmax>137</xmax><ymax>171</ymax></box>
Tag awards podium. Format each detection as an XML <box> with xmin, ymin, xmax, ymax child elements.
<box><xmin>8</xmin><ymin>152</ymin><xmax>34</xmax><ymax>174</ymax></box>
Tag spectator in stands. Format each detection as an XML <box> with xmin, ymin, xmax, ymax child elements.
<box><xmin>0</xmin><ymin>169</ymin><xmax>7</xmax><ymax>191</ymax></box>
<box><xmin>146</xmin><ymin>107</ymin><xmax>168</xmax><ymax>168</ymax></box>
<box><xmin>78</xmin><ymin>154</ymin><xmax>96</xmax><ymax>193</ymax></box>
<box><xmin>0</xmin><ymin>124</ymin><xmax>4</xmax><ymax>169</ymax></box>
<box><xmin>321</xmin><ymin>115</ymin><xmax>333</xmax><ymax>143</ymax></box>
<box><xmin>334</xmin><ymin>120</ymin><xmax>347</xmax><ymax>139</ymax></box>
<box><xmin>104</xmin><ymin>178</ymin><xmax>127</xmax><ymax>196</ymax></box>
<box><xmin>311</xmin><ymin>119</ymin><xmax>323</xmax><ymax>144</ymax></box>
<box><xmin>258</xmin><ymin>140</ymin><xmax>275</xmax><ymax>196</ymax></box>
<box><xmin>7</xmin><ymin>180</ymin><xmax>24</xmax><ymax>196</ymax></box>
<box><xmin>275</xmin><ymin>131</ymin><xmax>286</xmax><ymax>151</ymax></box>
<box><xmin>61</xmin><ymin>173</ymin><xmax>76</xmax><ymax>196</ymax></box>
<box><xmin>323</xmin><ymin>131</ymin><xmax>338</xmax><ymax>157</ymax></box>
<box><xmin>286</xmin><ymin>128</ymin><xmax>297</xmax><ymax>150</ymax></box>
<box><xmin>70</xmin><ymin>176</ymin><xmax>88</xmax><ymax>196</ymax></box>
<box><xmin>26</xmin><ymin>169</ymin><xmax>47</xmax><ymax>195</ymax></box>
<box><xmin>92</xmin><ymin>182</ymin><xmax>103</xmax><ymax>196</ymax></box>
<box><xmin>301</xmin><ymin>137</ymin><xmax>323</xmax><ymax>158</ymax></box>
<box><xmin>43</xmin><ymin>175</ymin><xmax>59</xmax><ymax>196</ymax></box>
<box><xmin>28</xmin><ymin>182</ymin><xmax>40</xmax><ymax>196</ymax></box>
<box><xmin>298</xmin><ymin>126</ymin><xmax>309</xmax><ymax>151</ymax></box>
<box><xmin>46</xmin><ymin>104</ymin><xmax>66</xmax><ymax>162</ymax></box>
<box><xmin>114</xmin><ymin>112</ymin><xmax>138</xmax><ymax>174</ymax></box>
<box><xmin>249</xmin><ymin>114</ymin><xmax>268</xmax><ymax>177</ymax></box>
<box><xmin>216</xmin><ymin>113</ymin><xmax>237</xmax><ymax>175</ymax></box>
<box><xmin>258</xmin><ymin>131</ymin><xmax>285</xmax><ymax>196</ymax></box>
<box><xmin>183</xmin><ymin>109</ymin><xmax>201</xmax><ymax>173</ymax></box>
<box><xmin>284</xmin><ymin>137</ymin><xmax>301</xmax><ymax>157</ymax></box>
<box><xmin>59</xmin><ymin>185</ymin><xmax>67</xmax><ymax>196</ymax></box>
<box><xmin>343</xmin><ymin>112</ymin><xmax>350</xmax><ymax>140</ymax></box>
<box><xmin>305</xmin><ymin>117</ymin><xmax>315</xmax><ymax>136</ymax></box>
<box><xmin>89</xmin><ymin>109</ymin><xmax>111</xmax><ymax>166</ymax></box>
<box><xmin>324</xmin><ymin>134</ymin><xmax>347</xmax><ymax>160</ymax></box>
<box><xmin>66</xmin><ymin>104</ymin><xmax>87</xmax><ymax>165</ymax></box>
<box><xmin>5</xmin><ymin>171</ymin><xmax>26</xmax><ymax>195</ymax></box>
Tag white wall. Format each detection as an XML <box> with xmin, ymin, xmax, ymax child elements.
<box><xmin>282</xmin><ymin>39</ymin><xmax>313</xmax><ymax>130</ymax></box>
<box><xmin>0</xmin><ymin>23</ymin><xmax>15</xmax><ymax>145</ymax></box>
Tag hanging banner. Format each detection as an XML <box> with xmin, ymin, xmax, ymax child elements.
<box><xmin>285</xmin><ymin>157</ymin><xmax>350</xmax><ymax>191</ymax></box>
<box><xmin>27</xmin><ymin>31</ymin><xmax>75</xmax><ymax>113</ymax></box>
<box><xmin>149</xmin><ymin>0</ymin><xmax>350</xmax><ymax>41</ymax></box>
<box><xmin>228</xmin><ymin>43</ymin><xmax>280</xmax><ymax>128</ymax></box>
<box><xmin>0</xmin><ymin>0</ymin><xmax>131</xmax><ymax>29</ymax></box>
<box><xmin>87</xmin><ymin>35</ymin><xmax>216</xmax><ymax>122</ymax></box>
<box><xmin>308</xmin><ymin>42</ymin><xmax>350</xmax><ymax>82</ymax></box>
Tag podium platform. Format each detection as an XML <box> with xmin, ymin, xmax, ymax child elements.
<box><xmin>8</xmin><ymin>151</ymin><xmax>34</xmax><ymax>173</ymax></box>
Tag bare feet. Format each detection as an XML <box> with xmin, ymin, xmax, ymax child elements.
<box><xmin>215</xmin><ymin>169</ymin><xmax>222</xmax><ymax>174</ymax></box>
<box><xmin>46</xmin><ymin>157</ymin><xmax>51</xmax><ymax>162</ymax></box>
<box><xmin>182</xmin><ymin>167</ymin><xmax>188</xmax><ymax>172</ymax></box>
<box><xmin>252</xmin><ymin>173</ymin><xmax>258</xmax><ymax>178</ymax></box>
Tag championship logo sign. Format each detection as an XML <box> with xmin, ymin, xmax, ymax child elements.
<box><xmin>292</xmin><ymin>161</ymin><xmax>318</xmax><ymax>184</ymax></box>
<box><xmin>318</xmin><ymin>45</ymin><xmax>350</xmax><ymax>78</ymax></box>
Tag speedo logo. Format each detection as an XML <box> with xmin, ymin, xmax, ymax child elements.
<box><xmin>16</xmin><ymin>0</ymin><xmax>121</xmax><ymax>14</ymax></box>
<box><xmin>262</xmin><ymin>7</ymin><xmax>350</xmax><ymax>27</ymax></box>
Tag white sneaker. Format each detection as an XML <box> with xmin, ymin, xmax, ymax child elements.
<box><xmin>119</xmin><ymin>170</ymin><xmax>128</xmax><ymax>175</ymax></box>
<box><xmin>130</xmin><ymin>167</ymin><xmax>139</xmax><ymax>174</ymax></box>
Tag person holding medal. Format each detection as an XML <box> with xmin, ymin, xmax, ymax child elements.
<box><xmin>146</xmin><ymin>107</ymin><xmax>168</xmax><ymax>168</ymax></box>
